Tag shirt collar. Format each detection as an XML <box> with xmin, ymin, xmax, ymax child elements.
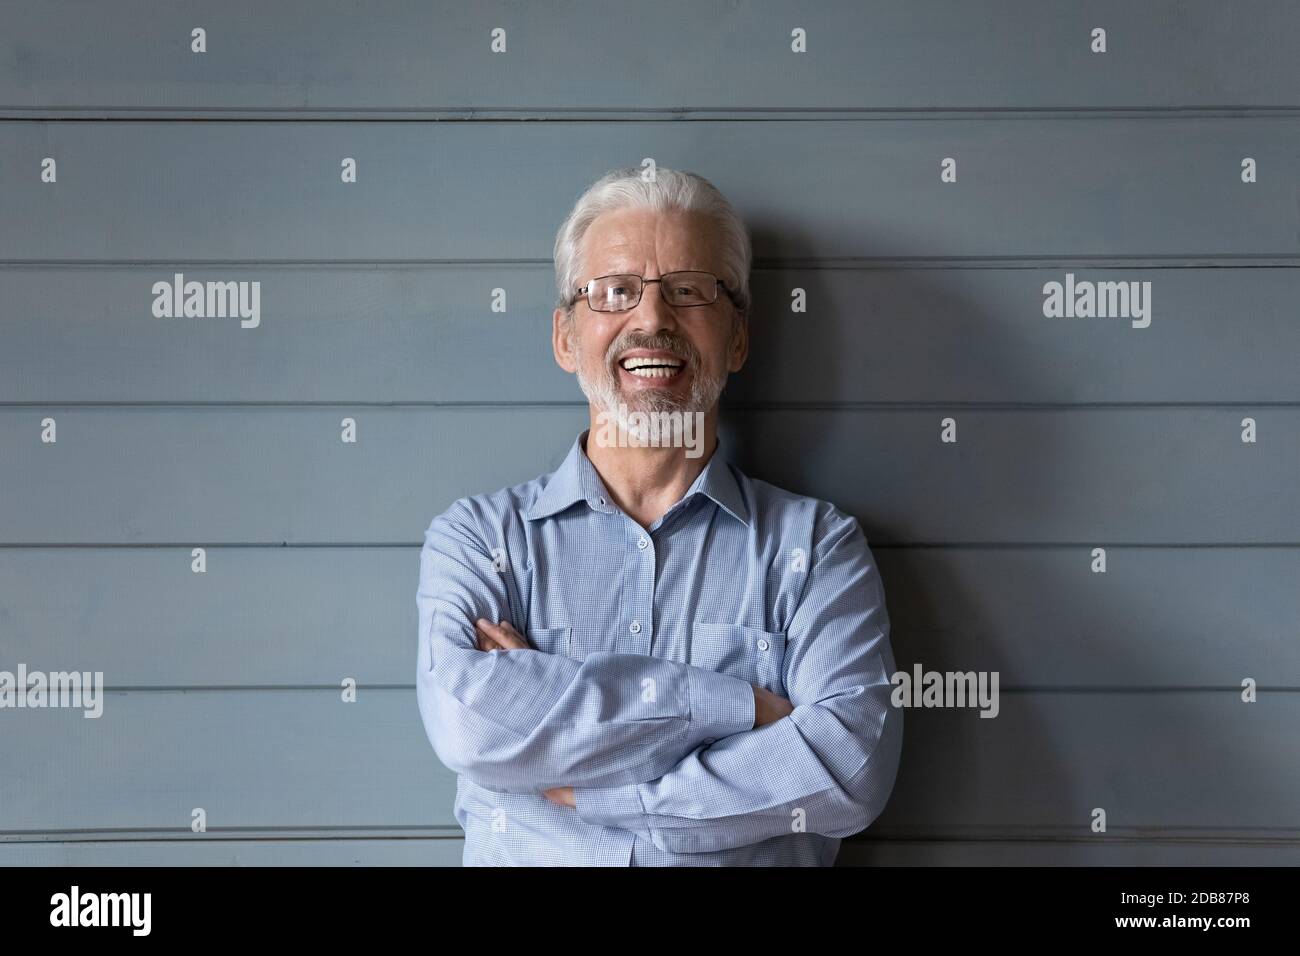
<box><xmin>522</xmin><ymin>429</ymin><xmax>751</xmax><ymax>527</ymax></box>
<box><xmin>522</xmin><ymin>431</ymin><xmax>613</xmax><ymax>520</ymax></box>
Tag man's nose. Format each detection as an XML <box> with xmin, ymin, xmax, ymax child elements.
<box><xmin>627</xmin><ymin>278</ymin><xmax>679</xmax><ymax>334</ymax></box>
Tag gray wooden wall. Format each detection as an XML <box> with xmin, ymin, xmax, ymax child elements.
<box><xmin>2</xmin><ymin>0</ymin><xmax>1297</xmax><ymax>866</ymax></box>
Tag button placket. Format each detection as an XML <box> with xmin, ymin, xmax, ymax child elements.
<box><xmin>621</xmin><ymin>518</ymin><xmax>655</xmax><ymax>654</ymax></box>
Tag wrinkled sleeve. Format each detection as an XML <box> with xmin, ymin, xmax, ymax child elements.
<box><xmin>415</xmin><ymin>505</ymin><xmax>756</xmax><ymax>792</ymax></box>
<box><xmin>571</xmin><ymin>508</ymin><xmax>902</xmax><ymax>853</ymax></box>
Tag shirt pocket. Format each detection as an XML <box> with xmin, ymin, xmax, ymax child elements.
<box><xmin>689</xmin><ymin>622</ymin><xmax>787</xmax><ymax>695</ymax></box>
<box><xmin>524</xmin><ymin>625</ymin><xmax>574</xmax><ymax>658</ymax></box>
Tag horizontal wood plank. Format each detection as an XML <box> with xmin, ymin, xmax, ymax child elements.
<box><xmin>2</xmin><ymin>407</ymin><xmax>1294</xmax><ymax>543</ymax></box>
<box><xmin>1</xmin><ymin>690</ymin><xmax>1294</xmax><ymax>835</ymax></box>
<box><xmin>4</xmin><ymin>835</ymin><xmax>1296</xmax><ymax>866</ymax></box>
<box><xmin>3</xmin><ymin>265</ymin><xmax>1298</xmax><ymax>404</ymax></box>
<box><xmin>1</xmin><ymin>546</ymin><xmax>1294</xmax><ymax>687</ymax></box>
<box><xmin>5</xmin><ymin>1</ymin><xmax>1299</xmax><ymax>113</ymax></box>
<box><xmin>2</xmin><ymin>119</ymin><xmax>1296</xmax><ymax>259</ymax></box>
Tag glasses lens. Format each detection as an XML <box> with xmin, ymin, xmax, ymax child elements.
<box><xmin>589</xmin><ymin>275</ymin><xmax>641</xmax><ymax>312</ymax></box>
<box><xmin>662</xmin><ymin>271</ymin><xmax>718</xmax><ymax>307</ymax></box>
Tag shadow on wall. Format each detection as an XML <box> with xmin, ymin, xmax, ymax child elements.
<box><xmin>715</xmin><ymin>220</ymin><xmax>1172</xmax><ymax>853</ymax></box>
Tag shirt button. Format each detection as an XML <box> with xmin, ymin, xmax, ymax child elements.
<box><xmin>598</xmin><ymin>497</ymin><xmax>606</xmax><ymax>506</ymax></box>
<box><xmin>636</xmin><ymin>536</ymin><xmax>649</xmax><ymax>550</ymax></box>
<box><xmin>757</xmin><ymin>638</ymin><xmax>770</xmax><ymax>652</ymax></box>
<box><xmin>629</xmin><ymin>620</ymin><xmax>642</xmax><ymax>635</ymax></box>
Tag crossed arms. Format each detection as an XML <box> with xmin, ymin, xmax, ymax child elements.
<box><xmin>414</xmin><ymin>501</ymin><xmax>902</xmax><ymax>854</ymax></box>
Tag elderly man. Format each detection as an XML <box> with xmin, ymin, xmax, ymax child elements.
<box><xmin>416</xmin><ymin>167</ymin><xmax>902</xmax><ymax>866</ymax></box>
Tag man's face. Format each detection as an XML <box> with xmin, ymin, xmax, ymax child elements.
<box><xmin>553</xmin><ymin>207</ymin><xmax>748</xmax><ymax>421</ymax></box>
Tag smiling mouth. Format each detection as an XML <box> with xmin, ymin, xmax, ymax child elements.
<box><xmin>619</xmin><ymin>356</ymin><xmax>687</xmax><ymax>380</ymax></box>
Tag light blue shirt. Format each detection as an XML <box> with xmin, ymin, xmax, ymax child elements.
<box><xmin>415</xmin><ymin>430</ymin><xmax>902</xmax><ymax>865</ymax></box>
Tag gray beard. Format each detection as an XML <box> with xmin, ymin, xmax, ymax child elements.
<box><xmin>575</xmin><ymin>346</ymin><xmax>727</xmax><ymax>421</ymax></box>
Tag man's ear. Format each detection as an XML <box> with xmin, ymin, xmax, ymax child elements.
<box><xmin>553</xmin><ymin>307</ymin><xmax>578</xmax><ymax>373</ymax></box>
<box><xmin>728</xmin><ymin>310</ymin><xmax>750</xmax><ymax>372</ymax></box>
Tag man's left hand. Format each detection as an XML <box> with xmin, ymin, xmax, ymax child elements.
<box><xmin>542</xmin><ymin>786</ymin><xmax>576</xmax><ymax>808</ymax></box>
<box><xmin>475</xmin><ymin>618</ymin><xmax>530</xmax><ymax>651</ymax></box>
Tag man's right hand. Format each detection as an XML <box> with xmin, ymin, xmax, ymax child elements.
<box><xmin>475</xmin><ymin>618</ymin><xmax>530</xmax><ymax>651</ymax></box>
<box><xmin>752</xmin><ymin>685</ymin><xmax>794</xmax><ymax>728</ymax></box>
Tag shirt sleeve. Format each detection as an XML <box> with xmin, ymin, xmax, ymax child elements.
<box><xmin>415</xmin><ymin>505</ymin><xmax>756</xmax><ymax>793</ymax></box>
<box><xmin>570</xmin><ymin>507</ymin><xmax>903</xmax><ymax>854</ymax></box>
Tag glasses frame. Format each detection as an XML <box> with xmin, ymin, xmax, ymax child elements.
<box><xmin>571</xmin><ymin>271</ymin><xmax>739</xmax><ymax>313</ymax></box>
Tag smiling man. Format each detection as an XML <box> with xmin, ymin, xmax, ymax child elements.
<box><xmin>415</xmin><ymin>167</ymin><xmax>902</xmax><ymax>866</ymax></box>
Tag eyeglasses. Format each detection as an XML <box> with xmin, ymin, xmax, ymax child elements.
<box><xmin>572</xmin><ymin>271</ymin><xmax>735</xmax><ymax>313</ymax></box>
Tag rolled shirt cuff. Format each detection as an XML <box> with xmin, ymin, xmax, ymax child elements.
<box><xmin>574</xmin><ymin>667</ymin><xmax>753</xmax><ymax>829</ymax></box>
<box><xmin>573</xmin><ymin>782</ymin><xmax>646</xmax><ymax>828</ymax></box>
<box><xmin>686</xmin><ymin>665</ymin><xmax>756</xmax><ymax>743</ymax></box>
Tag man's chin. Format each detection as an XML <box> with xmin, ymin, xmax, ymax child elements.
<box><xmin>612</xmin><ymin>393</ymin><xmax>694</xmax><ymax>416</ymax></box>
<box><xmin>580</xmin><ymin>367</ymin><xmax>724</xmax><ymax>421</ymax></box>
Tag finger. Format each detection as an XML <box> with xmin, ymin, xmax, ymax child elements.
<box><xmin>492</xmin><ymin>618</ymin><xmax>524</xmax><ymax>640</ymax></box>
<box><xmin>476</xmin><ymin>618</ymin><xmax>527</xmax><ymax>650</ymax></box>
<box><xmin>475</xmin><ymin>632</ymin><xmax>500</xmax><ymax>651</ymax></box>
<box><xmin>473</xmin><ymin>621</ymin><xmax>500</xmax><ymax>649</ymax></box>
<box><xmin>505</xmin><ymin>627</ymin><xmax>535</xmax><ymax>650</ymax></box>
<box><xmin>487</xmin><ymin>619</ymin><xmax>529</xmax><ymax>650</ymax></box>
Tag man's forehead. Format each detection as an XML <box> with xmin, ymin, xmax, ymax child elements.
<box><xmin>581</xmin><ymin>207</ymin><xmax>722</xmax><ymax>273</ymax></box>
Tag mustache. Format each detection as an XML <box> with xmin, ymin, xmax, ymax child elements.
<box><xmin>604</xmin><ymin>331</ymin><xmax>700</xmax><ymax>369</ymax></box>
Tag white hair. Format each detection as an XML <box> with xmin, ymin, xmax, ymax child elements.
<box><xmin>553</xmin><ymin>167</ymin><xmax>753</xmax><ymax>324</ymax></box>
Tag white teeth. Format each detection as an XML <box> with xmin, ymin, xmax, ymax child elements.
<box><xmin>627</xmin><ymin>366</ymin><xmax>680</xmax><ymax>379</ymax></box>
<box><xmin>620</xmin><ymin>356</ymin><xmax>685</xmax><ymax>372</ymax></box>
